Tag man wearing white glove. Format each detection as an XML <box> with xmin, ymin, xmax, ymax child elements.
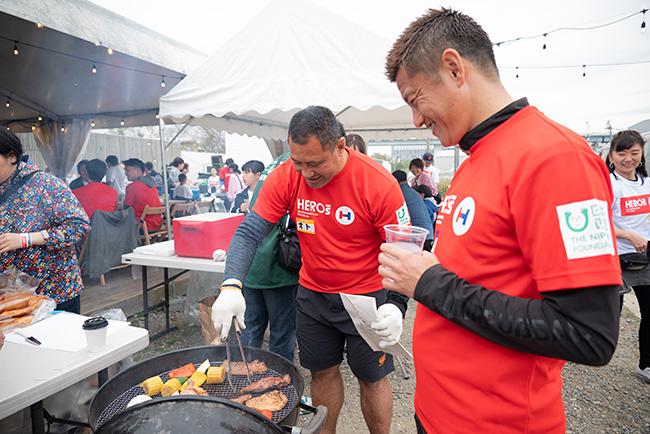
<box><xmin>371</xmin><ymin>303</ymin><xmax>403</xmax><ymax>349</ymax></box>
<box><xmin>211</xmin><ymin>106</ymin><xmax>410</xmax><ymax>434</ymax></box>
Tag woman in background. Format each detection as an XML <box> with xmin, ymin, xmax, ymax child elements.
<box><xmin>230</xmin><ymin>160</ymin><xmax>264</xmax><ymax>213</ymax></box>
<box><xmin>227</xmin><ymin>163</ymin><xmax>245</xmax><ymax>204</ymax></box>
<box><xmin>347</xmin><ymin>134</ymin><xmax>367</xmax><ymax>155</ymax></box>
<box><xmin>607</xmin><ymin>129</ymin><xmax>650</xmax><ymax>383</ymax></box>
<box><xmin>0</xmin><ymin>130</ymin><xmax>90</xmax><ymax>313</ymax></box>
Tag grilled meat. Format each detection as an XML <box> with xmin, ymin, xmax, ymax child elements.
<box><xmin>221</xmin><ymin>359</ymin><xmax>268</xmax><ymax>376</ymax></box>
<box><xmin>230</xmin><ymin>394</ymin><xmax>252</xmax><ymax>404</ymax></box>
<box><xmin>240</xmin><ymin>374</ymin><xmax>291</xmax><ymax>394</ymax></box>
<box><xmin>180</xmin><ymin>379</ymin><xmax>209</xmax><ymax>396</ymax></box>
<box><xmin>245</xmin><ymin>390</ymin><xmax>288</xmax><ymax>412</ymax></box>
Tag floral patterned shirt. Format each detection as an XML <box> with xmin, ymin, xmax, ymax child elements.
<box><xmin>0</xmin><ymin>159</ymin><xmax>90</xmax><ymax>304</ymax></box>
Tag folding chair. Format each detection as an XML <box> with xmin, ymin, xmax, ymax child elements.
<box><xmin>139</xmin><ymin>205</ymin><xmax>169</xmax><ymax>245</ymax></box>
<box><xmin>194</xmin><ymin>199</ymin><xmax>215</xmax><ymax>214</ymax></box>
<box><xmin>171</xmin><ymin>201</ymin><xmax>196</xmax><ymax>218</ymax></box>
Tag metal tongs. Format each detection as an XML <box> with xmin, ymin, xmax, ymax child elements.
<box><xmin>225</xmin><ymin>318</ymin><xmax>252</xmax><ymax>389</ymax></box>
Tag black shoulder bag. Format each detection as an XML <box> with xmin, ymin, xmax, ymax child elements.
<box><xmin>277</xmin><ymin>214</ymin><xmax>302</xmax><ymax>274</ymax></box>
<box><xmin>0</xmin><ymin>171</ymin><xmax>38</xmax><ymax>206</ymax></box>
<box><xmin>619</xmin><ymin>247</ymin><xmax>650</xmax><ymax>271</ymax></box>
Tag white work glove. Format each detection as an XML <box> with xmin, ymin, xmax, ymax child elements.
<box><xmin>371</xmin><ymin>303</ymin><xmax>403</xmax><ymax>349</ymax></box>
<box><xmin>211</xmin><ymin>281</ymin><xmax>246</xmax><ymax>342</ymax></box>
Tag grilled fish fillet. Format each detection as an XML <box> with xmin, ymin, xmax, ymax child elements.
<box><xmin>240</xmin><ymin>374</ymin><xmax>291</xmax><ymax>394</ymax></box>
<box><xmin>221</xmin><ymin>359</ymin><xmax>268</xmax><ymax>376</ymax></box>
<box><xmin>245</xmin><ymin>390</ymin><xmax>288</xmax><ymax>412</ymax></box>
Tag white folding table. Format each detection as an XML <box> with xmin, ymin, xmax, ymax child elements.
<box><xmin>121</xmin><ymin>241</ymin><xmax>225</xmax><ymax>340</ymax></box>
<box><xmin>0</xmin><ymin>313</ymin><xmax>149</xmax><ymax>433</ymax></box>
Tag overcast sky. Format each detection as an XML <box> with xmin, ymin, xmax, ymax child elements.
<box><xmin>90</xmin><ymin>0</ymin><xmax>649</xmax><ymax>136</ymax></box>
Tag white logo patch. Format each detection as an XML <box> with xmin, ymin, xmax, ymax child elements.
<box><xmin>556</xmin><ymin>199</ymin><xmax>615</xmax><ymax>260</ymax></box>
<box><xmin>396</xmin><ymin>202</ymin><xmax>410</xmax><ymax>225</ymax></box>
<box><xmin>335</xmin><ymin>206</ymin><xmax>355</xmax><ymax>225</ymax></box>
<box><xmin>452</xmin><ymin>196</ymin><xmax>475</xmax><ymax>236</ymax></box>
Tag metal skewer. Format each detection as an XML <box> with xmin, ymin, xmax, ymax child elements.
<box><xmin>225</xmin><ymin>319</ymin><xmax>234</xmax><ymax>390</ymax></box>
<box><xmin>233</xmin><ymin>320</ymin><xmax>252</xmax><ymax>383</ymax></box>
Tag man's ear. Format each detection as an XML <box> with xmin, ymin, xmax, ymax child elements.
<box><xmin>441</xmin><ymin>48</ymin><xmax>465</xmax><ymax>87</ymax></box>
<box><xmin>336</xmin><ymin>136</ymin><xmax>347</xmax><ymax>153</ymax></box>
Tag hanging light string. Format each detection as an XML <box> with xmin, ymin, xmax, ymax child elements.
<box><xmin>0</xmin><ymin>35</ymin><xmax>184</xmax><ymax>82</ymax></box>
<box><xmin>1</xmin><ymin>108</ymin><xmax>159</xmax><ymax>131</ymax></box>
<box><xmin>493</xmin><ymin>9</ymin><xmax>647</xmax><ymax>47</ymax></box>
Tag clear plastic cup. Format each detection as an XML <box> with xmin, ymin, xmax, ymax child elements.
<box><xmin>383</xmin><ymin>224</ymin><xmax>429</xmax><ymax>254</ymax></box>
<box><xmin>83</xmin><ymin>317</ymin><xmax>109</xmax><ymax>353</ymax></box>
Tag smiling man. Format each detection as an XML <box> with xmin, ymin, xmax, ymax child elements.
<box><xmin>378</xmin><ymin>8</ymin><xmax>622</xmax><ymax>434</ymax></box>
<box><xmin>212</xmin><ymin>106</ymin><xmax>411</xmax><ymax>434</ymax></box>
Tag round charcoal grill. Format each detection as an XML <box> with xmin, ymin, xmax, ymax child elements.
<box><xmin>89</xmin><ymin>346</ymin><xmax>326</xmax><ymax>433</ymax></box>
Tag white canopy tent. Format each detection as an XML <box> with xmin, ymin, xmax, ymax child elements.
<box><xmin>159</xmin><ymin>0</ymin><xmax>428</xmax><ymax>158</ymax></box>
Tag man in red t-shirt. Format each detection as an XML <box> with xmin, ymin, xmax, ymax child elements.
<box><xmin>123</xmin><ymin>159</ymin><xmax>161</xmax><ymax>230</ymax></box>
<box><xmin>73</xmin><ymin>159</ymin><xmax>117</xmax><ymax>221</ymax></box>
<box><xmin>212</xmin><ymin>106</ymin><xmax>411</xmax><ymax>434</ymax></box>
<box><xmin>378</xmin><ymin>9</ymin><xmax>622</xmax><ymax>434</ymax></box>
<box><xmin>219</xmin><ymin>158</ymin><xmax>233</xmax><ymax>192</ymax></box>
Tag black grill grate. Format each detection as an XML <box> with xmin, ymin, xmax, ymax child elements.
<box><xmin>96</xmin><ymin>362</ymin><xmax>299</xmax><ymax>428</ymax></box>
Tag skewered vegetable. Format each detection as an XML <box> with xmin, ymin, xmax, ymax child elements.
<box><xmin>206</xmin><ymin>366</ymin><xmax>225</xmax><ymax>384</ymax></box>
<box><xmin>141</xmin><ymin>376</ymin><xmax>163</xmax><ymax>396</ymax></box>
<box><xmin>161</xmin><ymin>378</ymin><xmax>182</xmax><ymax>396</ymax></box>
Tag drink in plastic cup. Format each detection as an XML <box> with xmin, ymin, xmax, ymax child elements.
<box><xmin>383</xmin><ymin>224</ymin><xmax>429</xmax><ymax>254</ymax></box>
<box><xmin>83</xmin><ymin>317</ymin><xmax>109</xmax><ymax>353</ymax></box>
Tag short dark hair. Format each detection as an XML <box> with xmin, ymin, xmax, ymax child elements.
<box><xmin>77</xmin><ymin>159</ymin><xmax>89</xmax><ymax>172</ymax></box>
<box><xmin>228</xmin><ymin>163</ymin><xmax>241</xmax><ymax>175</ymax></box>
<box><xmin>0</xmin><ymin>129</ymin><xmax>23</xmax><ymax>166</ymax></box>
<box><xmin>178</xmin><ymin>173</ymin><xmax>187</xmax><ymax>183</ymax></box>
<box><xmin>86</xmin><ymin>159</ymin><xmax>107</xmax><ymax>182</ymax></box>
<box><xmin>606</xmin><ymin>130</ymin><xmax>647</xmax><ymax>179</ymax></box>
<box><xmin>145</xmin><ymin>161</ymin><xmax>154</xmax><ymax>171</ymax></box>
<box><xmin>347</xmin><ymin>134</ymin><xmax>367</xmax><ymax>155</ymax></box>
<box><xmin>414</xmin><ymin>184</ymin><xmax>433</xmax><ymax>198</ymax></box>
<box><xmin>288</xmin><ymin>106</ymin><xmax>343</xmax><ymax>151</ymax></box>
<box><xmin>392</xmin><ymin>169</ymin><xmax>407</xmax><ymax>183</ymax></box>
<box><xmin>242</xmin><ymin>160</ymin><xmax>265</xmax><ymax>175</ymax></box>
<box><xmin>386</xmin><ymin>8</ymin><xmax>498</xmax><ymax>83</ymax></box>
<box><xmin>105</xmin><ymin>155</ymin><xmax>118</xmax><ymax>166</ymax></box>
<box><xmin>409</xmin><ymin>158</ymin><xmax>424</xmax><ymax>170</ymax></box>
<box><xmin>123</xmin><ymin>158</ymin><xmax>145</xmax><ymax>173</ymax></box>
<box><xmin>171</xmin><ymin>157</ymin><xmax>184</xmax><ymax>168</ymax></box>
<box><xmin>225</xmin><ymin>158</ymin><xmax>234</xmax><ymax>166</ymax></box>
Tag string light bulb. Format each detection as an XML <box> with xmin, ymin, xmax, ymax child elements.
<box><xmin>32</xmin><ymin>124</ymin><xmax>35</xmax><ymax>131</ymax></box>
<box><xmin>60</xmin><ymin>126</ymin><xmax>65</xmax><ymax>132</ymax></box>
<box><xmin>542</xmin><ymin>33</ymin><xmax>547</xmax><ymax>50</ymax></box>
<box><xmin>161</xmin><ymin>76</ymin><xmax>166</xmax><ymax>88</ymax></box>
<box><xmin>107</xmin><ymin>48</ymin><xmax>113</xmax><ymax>55</ymax></box>
<box><xmin>6</xmin><ymin>126</ymin><xmax>9</xmax><ymax>130</ymax></box>
<box><xmin>5</xmin><ymin>99</ymin><xmax>10</xmax><ymax>108</ymax></box>
<box><xmin>13</xmin><ymin>42</ymin><xmax>18</xmax><ymax>55</ymax></box>
<box><xmin>642</xmin><ymin>9</ymin><xmax>647</xmax><ymax>34</ymax></box>
<box><xmin>155</xmin><ymin>112</ymin><xmax>159</xmax><ymax>119</ymax></box>
<box><xmin>36</xmin><ymin>23</ymin><xmax>43</xmax><ymax>28</ymax></box>
<box><xmin>92</xmin><ymin>63</ymin><xmax>97</xmax><ymax>73</ymax></box>
<box><xmin>37</xmin><ymin>113</ymin><xmax>42</xmax><ymax>121</ymax></box>
<box><xmin>120</xmin><ymin>118</ymin><xmax>125</xmax><ymax>126</ymax></box>
<box><xmin>91</xmin><ymin>119</ymin><xmax>95</xmax><ymax>127</ymax></box>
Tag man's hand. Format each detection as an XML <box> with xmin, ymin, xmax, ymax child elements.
<box><xmin>0</xmin><ymin>233</ymin><xmax>22</xmax><ymax>254</ymax></box>
<box><xmin>378</xmin><ymin>243</ymin><xmax>440</xmax><ymax>298</ymax></box>
<box><xmin>371</xmin><ymin>303</ymin><xmax>403</xmax><ymax>349</ymax></box>
<box><xmin>211</xmin><ymin>289</ymin><xmax>246</xmax><ymax>342</ymax></box>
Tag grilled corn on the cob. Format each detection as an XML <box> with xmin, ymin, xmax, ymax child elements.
<box><xmin>206</xmin><ymin>366</ymin><xmax>225</xmax><ymax>384</ymax></box>
<box><xmin>141</xmin><ymin>375</ymin><xmax>163</xmax><ymax>396</ymax></box>
<box><xmin>161</xmin><ymin>377</ymin><xmax>182</xmax><ymax>396</ymax></box>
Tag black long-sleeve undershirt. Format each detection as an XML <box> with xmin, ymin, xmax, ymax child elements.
<box><xmin>414</xmin><ymin>265</ymin><xmax>620</xmax><ymax>366</ymax></box>
<box><xmin>225</xmin><ymin>211</ymin><xmax>409</xmax><ymax>315</ymax></box>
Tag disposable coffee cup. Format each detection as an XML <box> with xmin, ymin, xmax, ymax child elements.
<box><xmin>383</xmin><ymin>224</ymin><xmax>429</xmax><ymax>254</ymax></box>
<box><xmin>83</xmin><ymin>317</ymin><xmax>109</xmax><ymax>353</ymax></box>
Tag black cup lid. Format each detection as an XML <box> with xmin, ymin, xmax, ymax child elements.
<box><xmin>83</xmin><ymin>317</ymin><xmax>109</xmax><ymax>330</ymax></box>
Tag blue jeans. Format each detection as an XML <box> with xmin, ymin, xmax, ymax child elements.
<box><xmin>241</xmin><ymin>285</ymin><xmax>297</xmax><ymax>362</ymax></box>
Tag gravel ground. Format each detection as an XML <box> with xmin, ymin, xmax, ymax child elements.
<box><xmin>130</xmin><ymin>300</ymin><xmax>650</xmax><ymax>433</ymax></box>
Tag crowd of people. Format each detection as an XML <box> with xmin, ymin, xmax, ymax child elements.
<box><xmin>0</xmin><ymin>7</ymin><xmax>647</xmax><ymax>434</ymax></box>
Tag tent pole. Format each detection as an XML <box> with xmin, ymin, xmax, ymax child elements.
<box><xmin>165</xmin><ymin>117</ymin><xmax>195</xmax><ymax>150</ymax></box>
<box><xmin>158</xmin><ymin>118</ymin><xmax>174</xmax><ymax>241</ymax></box>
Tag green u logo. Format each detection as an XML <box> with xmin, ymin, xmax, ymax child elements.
<box><xmin>565</xmin><ymin>209</ymin><xmax>589</xmax><ymax>232</ymax></box>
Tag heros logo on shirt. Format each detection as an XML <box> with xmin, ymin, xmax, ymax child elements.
<box><xmin>396</xmin><ymin>203</ymin><xmax>410</xmax><ymax>225</ymax></box>
<box><xmin>621</xmin><ymin>194</ymin><xmax>650</xmax><ymax>216</ymax></box>
<box><xmin>556</xmin><ymin>199</ymin><xmax>615</xmax><ymax>260</ymax></box>
<box><xmin>296</xmin><ymin>198</ymin><xmax>331</xmax><ymax>216</ymax></box>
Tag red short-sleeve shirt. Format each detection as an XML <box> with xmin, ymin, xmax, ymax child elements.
<box><xmin>253</xmin><ymin>149</ymin><xmax>410</xmax><ymax>294</ymax></box>
<box><xmin>124</xmin><ymin>180</ymin><xmax>161</xmax><ymax>229</ymax></box>
<box><xmin>415</xmin><ymin>106</ymin><xmax>622</xmax><ymax>434</ymax></box>
<box><xmin>73</xmin><ymin>182</ymin><xmax>117</xmax><ymax>221</ymax></box>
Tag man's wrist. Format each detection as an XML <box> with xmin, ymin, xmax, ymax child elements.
<box><xmin>221</xmin><ymin>278</ymin><xmax>243</xmax><ymax>291</ymax></box>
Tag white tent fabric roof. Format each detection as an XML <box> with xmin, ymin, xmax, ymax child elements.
<box><xmin>159</xmin><ymin>0</ymin><xmax>427</xmax><ymax>142</ymax></box>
